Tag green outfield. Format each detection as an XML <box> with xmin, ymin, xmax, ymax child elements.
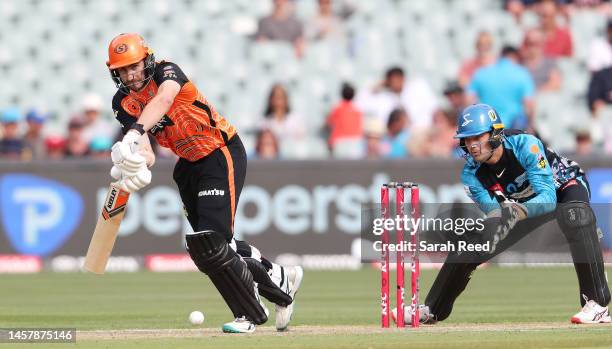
<box><xmin>1</xmin><ymin>267</ymin><xmax>611</xmax><ymax>348</ymax></box>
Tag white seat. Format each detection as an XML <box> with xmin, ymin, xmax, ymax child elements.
<box><xmin>250</xmin><ymin>41</ymin><xmax>295</xmax><ymax>71</ymax></box>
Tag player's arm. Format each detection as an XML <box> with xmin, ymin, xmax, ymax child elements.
<box><xmin>138</xmin><ymin>134</ymin><xmax>155</xmax><ymax>168</ymax></box>
<box><xmin>131</xmin><ymin>80</ymin><xmax>180</xmax><ymax>132</ymax></box>
<box><xmin>113</xmin><ymin>95</ymin><xmax>156</xmax><ymax>168</ymax></box>
<box><xmin>111</xmin><ymin>95</ymin><xmax>153</xmax><ymax>192</ymax></box>
<box><xmin>125</xmin><ymin>62</ymin><xmax>188</xmax><ymax>136</ymax></box>
<box><xmin>514</xmin><ymin>135</ymin><xmax>556</xmax><ymax>217</ymax></box>
<box><xmin>461</xmin><ymin>167</ymin><xmax>500</xmax><ymax>215</ymax></box>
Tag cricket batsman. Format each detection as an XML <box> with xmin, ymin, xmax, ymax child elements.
<box><xmin>396</xmin><ymin>103</ymin><xmax>610</xmax><ymax>325</ymax></box>
<box><xmin>105</xmin><ymin>33</ymin><xmax>303</xmax><ymax>333</ymax></box>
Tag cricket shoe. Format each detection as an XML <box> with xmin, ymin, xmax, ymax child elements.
<box><xmin>571</xmin><ymin>295</ymin><xmax>611</xmax><ymax>324</ymax></box>
<box><xmin>222</xmin><ymin>284</ymin><xmax>270</xmax><ymax>334</ymax></box>
<box><xmin>391</xmin><ymin>304</ymin><xmax>437</xmax><ymax>325</ymax></box>
<box><xmin>222</xmin><ymin>317</ymin><xmax>257</xmax><ymax>333</ymax></box>
<box><xmin>275</xmin><ymin>265</ymin><xmax>304</xmax><ymax>331</ymax></box>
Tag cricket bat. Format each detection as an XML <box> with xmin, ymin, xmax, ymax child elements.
<box><xmin>83</xmin><ymin>182</ymin><xmax>130</xmax><ymax>274</ymax></box>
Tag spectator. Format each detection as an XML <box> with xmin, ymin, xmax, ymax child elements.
<box><xmin>574</xmin><ymin>129</ymin><xmax>593</xmax><ymax>156</ymax></box>
<box><xmin>521</xmin><ymin>28</ymin><xmax>562</xmax><ymax>91</ymax></box>
<box><xmin>458</xmin><ymin>31</ymin><xmax>496</xmax><ymax>87</ymax></box>
<box><xmin>567</xmin><ymin>0</ymin><xmax>612</xmax><ymax>11</ymax></box>
<box><xmin>259</xmin><ymin>83</ymin><xmax>307</xmax><ymax>158</ymax></box>
<box><xmin>443</xmin><ymin>81</ymin><xmax>468</xmax><ymax>119</ymax></box>
<box><xmin>587</xmin><ymin>66</ymin><xmax>612</xmax><ymax>115</ymax></box>
<box><xmin>89</xmin><ymin>136</ymin><xmax>112</xmax><ymax>159</ymax></box>
<box><xmin>0</xmin><ymin>108</ymin><xmax>25</xmax><ymax>159</ymax></box>
<box><xmin>538</xmin><ymin>0</ymin><xmax>573</xmax><ymax>58</ymax></box>
<box><xmin>408</xmin><ymin>109</ymin><xmax>459</xmax><ymax>159</ymax></box>
<box><xmin>45</xmin><ymin>135</ymin><xmax>66</xmax><ymax>160</ymax></box>
<box><xmin>363</xmin><ymin>118</ymin><xmax>384</xmax><ymax>159</ymax></box>
<box><xmin>305</xmin><ymin>0</ymin><xmax>346</xmax><ymax>42</ymax></box>
<box><xmin>428</xmin><ymin>109</ymin><xmax>460</xmax><ymax>158</ymax></box>
<box><xmin>587</xmin><ymin>18</ymin><xmax>612</xmax><ymax>72</ymax></box>
<box><xmin>256</xmin><ymin>0</ymin><xmax>305</xmax><ymax>57</ymax></box>
<box><xmin>326</xmin><ymin>82</ymin><xmax>363</xmax><ymax>158</ymax></box>
<box><xmin>65</xmin><ymin>117</ymin><xmax>89</xmax><ymax>158</ymax></box>
<box><xmin>355</xmin><ymin>66</ymin><xmax>438</xmax><ymax>130</ymax></box>
<box><xmin>468</xmin><ymin>46</ymin><xmax>536</xmax><ymax>130</ymax></box>
<box><xmin>505</xmin><ymin>0</ymin><xmax>572</xmax><ymax>23</ymax></box>
<box><xmin>381</xmin><ymin>108</ymin><xmax>410</xmax><ymax>158</ymax></box>
<box><xmin>80</xmin><ymin>93</ymin><xmax>115</xmax><ymax>144</ymax></box>
<box><xmin>23</xmin><ymin>108</ymin><xmax>48</xmax><ymax>160</ymax></box>
<box><xmin>505</xmin><ymin>0</ymin><xmax>539</xmax><ymax>23</ymax></box>
<box><xmin>252</xmin><ymin>128</ymin><xmax>280</xmax><ymax>160</ymax></box>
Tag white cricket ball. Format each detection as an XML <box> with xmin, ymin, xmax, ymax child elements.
<box><xmin>189</xmin><ymin>311</ymin><xmax>205</xmax><ymax>325</ymax></box>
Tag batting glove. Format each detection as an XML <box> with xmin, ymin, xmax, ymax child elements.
<box><xmin>111</xmin><ymin>131</ymin><xmax>145</xmax><ymax>177</ymax></box>
<box><xmin>110</xmin><ymin>165</ymin><xmax>123</xmax><ymax>180</ymax></box>
<box><xmin>118</xmin><ymin>166</ymin><xmax>152</xmax><ymax>193</ymax></box>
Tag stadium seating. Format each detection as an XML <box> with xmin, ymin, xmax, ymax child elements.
<box><xmin>1</xmin><ymin>0</ymin><xmax>607</xmax><ymax>156</ymax></box>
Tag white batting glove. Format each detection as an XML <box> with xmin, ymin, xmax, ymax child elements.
<box><xmin>110</xmin><ymin>165</ymin><xmax>123</xmax><ymax>180</ymax></box>
<box><xmin>118</xmin><ymin>167</ymin><xmax>152</xmax><ymax>193</ymax></box>
<box><xmin>111</xmin><ymin>131</ymin><xmax>145</xmax><ymax>177</ymax></box>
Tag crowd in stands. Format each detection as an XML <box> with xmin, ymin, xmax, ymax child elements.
<box><xmin>0</xmin><ymin>94</ymin><xmax>117</xmax><ymax>160</ymax></box>
<box><xmin>1</xmin><ymin>0</ymin><xmax>612</xmax><ymax>161</ymax></box>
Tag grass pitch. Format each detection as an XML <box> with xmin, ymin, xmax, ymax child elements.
<box><xmin>0</xmin><ymin>267</ymin><xmax>611</xmax><ymax>348</ymax></box>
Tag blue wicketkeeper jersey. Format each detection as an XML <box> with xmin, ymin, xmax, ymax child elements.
<box><xmin>462</xmin><ymin>130</ymin><xmax>585</xmax><ymax>218</ymax></box>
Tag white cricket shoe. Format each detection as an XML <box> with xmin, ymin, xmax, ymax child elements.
<box><xmin>571</xmin><ymin>296</ymin><xmax>611</xmax><ymax>324</ymax></box>
<box><xmin>222</xmin><ymin>316</ymin><xmax>257</xmax><ymax>333</ymax></box>
<box><xmin>275</xmin><ymin>265</ymin><xmax>304</xmax><ymax>331</ymax></box>
<box><xmin>391</xmin><ymin>304</ymin><xmax>436</xmax><ymax>325</ymax></box>
<box><xmin>222</xmin><ymin>283</ymin><xmax>269</xmax><ymax>333</ymax></box>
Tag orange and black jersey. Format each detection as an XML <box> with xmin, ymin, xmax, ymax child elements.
<box><xmin>112</xmin><ymin>61</ymin><xmax>237</xmax><ymax>162</ymax></box>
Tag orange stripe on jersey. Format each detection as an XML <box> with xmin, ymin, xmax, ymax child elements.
<box><xmin>220</xmin><ymin>146</ymin><xmax>236</xmax><ymax>234</ymax></box>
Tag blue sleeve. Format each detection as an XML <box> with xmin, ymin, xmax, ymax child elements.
<box><xmin>521</xmin><ymin>69</ymin><xmax>535</xmax><ymax>99</ymax></box>
<box><xmin>467</xmin><ymin>71</ymin><xmax>481</xmax><ymax>97</ymax></box>
<box><xmin>461</xmin><ymin>165</ymin><xmax>500</xmax><ymax>215</ymax></box>
<box><xmin>512</xmin><ymin>135</ymin><xmax>556</xmax><ymax>217</ymax></box>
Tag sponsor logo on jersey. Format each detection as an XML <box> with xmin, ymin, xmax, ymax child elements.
<box><xmin>163</xmin><ymin>70</ymin><xmax>177</xmax><ymax>79</ymax></box>
<box><xmin>149</xmin><ymin>115</ymin><xmax>175</xmax><ymax>135</ymax></box>
<box><xmin>537</xmin><ymin>154</ymin><xmax>547</xmax><ymax>169</ymax></box>
<box><xmin>198</xmin><ymin>189</ymin><xmax>225</xmax><ymax>197</ymax></box>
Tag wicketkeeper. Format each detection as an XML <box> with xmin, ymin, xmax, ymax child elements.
<box><xmin>396</xmin><ymin>104</ymin><xmax>610</xmax><ymax>325</ymax></box>
<box><xmin>105</xmin><ymin>33</ymin><xmax>303</xmax><ymax>333</ymax></box>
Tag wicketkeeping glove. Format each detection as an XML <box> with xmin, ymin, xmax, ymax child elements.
<box><xmin>497</xmin><ymin>202</ymin><xmax>527</xmax><ymax>240</ymax></box>
<box><xmin>480</xmin><ymin>202</ymin><xmax>527</xmax><ymax>254</ymax></box>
